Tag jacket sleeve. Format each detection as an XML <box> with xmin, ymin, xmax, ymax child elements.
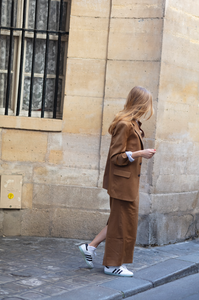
<box><xmin>110</xmin><ymin>121</ymin><xmax>130</xmax><ymax>166</ymax></box>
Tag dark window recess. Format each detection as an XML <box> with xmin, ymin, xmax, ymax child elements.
<box><xmin>0</xmin><ymin>0</ymin><xmax>69</xmax><ymax>119</ymax></box>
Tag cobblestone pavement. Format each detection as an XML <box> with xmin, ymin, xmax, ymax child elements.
<box><xmin>0</xmin><ymin>237</ymin><xmax>198</xmax><ymax>299</ymax></box>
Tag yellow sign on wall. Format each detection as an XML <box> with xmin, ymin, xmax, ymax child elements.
<box><xmin>8</xmin><ymin>193</ymin><xmax>14</xmax><ymax>199</ymax></box>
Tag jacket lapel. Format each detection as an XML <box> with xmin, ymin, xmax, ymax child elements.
<box><xmin>131</xmin><ymin>120</ymin><xmax>144</xmax><ymax>149</ymax></box>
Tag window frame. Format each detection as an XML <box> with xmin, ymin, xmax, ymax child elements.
<box><xmin>0</xmin><ymin>0</ymin><xmax>70</xmax><ymax>120</ymax></box>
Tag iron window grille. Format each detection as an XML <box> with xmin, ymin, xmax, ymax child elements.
<box><xmin>0</xmin><ymin>0</ymin><xmax>70</xmax><ymax>119</ymax></box>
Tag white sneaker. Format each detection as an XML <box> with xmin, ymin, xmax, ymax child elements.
<box><xmin>79</xmin><ymin>244</ymin><xmax>95</xmax><ymax>269</ymax></box>
<box><xmin>104</xmin><ymin>265</ymin><xmax>133</xmax><ymax>277</ymax></box>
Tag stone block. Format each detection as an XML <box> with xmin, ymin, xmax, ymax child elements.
<box><xmin>153</xmin><ymin>140</ymin><xmax>193</xmax><ymax>177</ymax></box>
<box><xmin>68</xmin><ymin>16</ymin><xmax>109</xmax><ymax>59</ymax></box>
<box><xmin>105</xmin><ymin>60</ymin><xmax>160</xmax><ymax>99</ymax></box>
<box><xmin>152</xmin><ymin>174</ymin><xmax>199</xmax><ymax>194</ymax></box>
<box><xmin>21</xmin><ymin>183</ymin><xmax>33</xmax><ymax>209</ymax></box>
<box><xmin>0</xmin><ymin>129</ymin><xmax>2</xmax><ymax>159</ymax></box>
<box><xmin>0</xmin><ymin>211</ymin><xmax>3</xmax><ymax>236</ymax></box>
<box><xmin>108</xmin><ymin>18</ymin><xmax>163</xmax><ymax>61</ymax></box>
<box><xmin>151</xmin><ymin>192</ymin><xmax>199</xmax><ymax>214</ymax></box>
<box><xmin>21</xmin><ymin>209</ymin><xmax>52</xmax><ymax>236</ymax></box>
<box><xmin>0</xmin><ymin>116</ymin><xmax>62</xmax><ymax>132</ymax></box>
<box><xmin>112</xmin><ymin>0</ymin><xmax>164</xmax><ymax>18</ymax></box>
<box><xmin>99</xmin><ymin>135</ymin><xmax>111</xmax><ymax>168</ymax></box>
<box><xmin>134</xmin><ymin>258</ymin><xmax>197</xmax><ymax>287</ymax></box>
<box><xmin>47</xmin><ymin>133</ymin><xmax>100</xmax><ymax>169</ymax></box>
<box><xmin>65</xmin><ymin>59</ymin><xmax>106</xmax><ymax>98</ymax></box>
<box><xmin>48</xmin><ymin>133</ymin><xmax>63</xmax><ymax>151</ymax></box>
<box><xmin>2</xmin><ymin>130</ymin><xmax>48</xmax><ymax>163</ymax></box>
<box><xmin>101</xmin><ymin>277</ymin><xmax>152</xmax><ymax>298</ymax></box>
<box><xmin>33</xmin><ymin>165</ymin><xmax>98</xmax><ymax>187</ymax></box>
<box><xmin>149</xmin><ymin>213</ymin><xmax>196</xmax><ymax>245</ymax></box>
<box><xmin>3</xmin><ymin>210</ymin><xmax>21</xmax><ymax>236</ymax></box>
<box><xmin>50</xmin><ymin>286</ymin><xmax>123</xmax><ymax>300</ymax></box>
<box><xmin>136</xmin><ymin>214</ymin><xmax>149</xmax><ymax>246</ymax></box>
<box><xmin>167</xmin><ymin>0</ymin><xmax>199</xmax><ymax>17</ymax></box>
<box><xmin>0</xmin><ymin>162</ymin><xmax>33</xmax><ymax>182</ymax></box>
<box><xmin>139</xmin><ymin>192</ymin><xmax>151</xmax><ymax>215</ymax></box>
<box><xmin>48</xmin><ymin>150</ymin><xmax>63</xmax><ymax>165</ymax></box>
<box><xmin>139</xmin><ymin>175</ymin><xmax>150</xmax><ymax>194</ymax></box>
<box><xmin>62</xmin><ymin>134</ymin><xmax>100</xmax><ymax>169</ymax></box>
<box><xmin>141</xmin><ymin>99</ymin><xmax>158</xmax><ymax>139</ymax></box>
<box><xmin>62</xmin><ymin>96</ymin><xmax>103</xmax><ymax>134</ymax></box>
<box><xmin>102</xmin><ymin>98</ymin><xmax>126</xmax><ymax>135</ymax></box>
<box><xmin>33</xmin><ymin>184</ymin><xmax>109</xmax><ymax>211</ymax></box>
<box><xmin>51</xmin><ymin>208</ymin><xmax>109</xmax><ymax>239</ymax></box>
<box><xmin>71</xmin><ymin>0</ymin><xmax>110</xmax><ymax>18</ymax></box>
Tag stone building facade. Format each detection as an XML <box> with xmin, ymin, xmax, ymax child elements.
<box><xmin>0</xmin><ymin>0</ymin><xmax>198</xmax><ymax>245</ymax></box>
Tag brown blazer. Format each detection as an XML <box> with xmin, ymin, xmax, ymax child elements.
<box><xmin>103</xmin><ymin>120</ymin><xmax>144</xmax><ymax>202</ymax></box>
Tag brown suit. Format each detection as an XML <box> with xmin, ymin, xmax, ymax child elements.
<box><xmin>102</xmin><ymin>119</ymin><xmax>144</xmax><ymax>266</ymax></box>
<box><xmin>103</xmin><ymin>120</ymin><xmax>143</xmax><ymax>202</ymax></box>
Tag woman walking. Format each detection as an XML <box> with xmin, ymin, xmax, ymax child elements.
<box><xmin>79</xmin><ymin>86</ymin><xmax>156</xmax><ymax>277</ymax></box>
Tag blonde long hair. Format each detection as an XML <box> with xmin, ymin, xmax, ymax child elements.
<box><xmin>108</xmin><ymin>86</ymin><xmax>154</xmax><ymax>135</ymax></box>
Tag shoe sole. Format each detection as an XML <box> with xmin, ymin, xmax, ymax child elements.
<box><xmin>79</xmin><ymin>246</ymin><xmax>93</xmax><ymax>269</ymax></box>
<box><xmin>104</xmin><ymin>270</ymin><xmax>133</xmax><ymax>277</ymax></box>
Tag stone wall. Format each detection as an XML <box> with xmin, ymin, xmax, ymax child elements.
<box><xmin>150</xmin><ymin>0</ymin><xmax>199</xmax><ymax>244</ymax></box>
<box><xmin>0</xmin><ymin>0</ymin><xmax>198</xmax><ymax>245</ymax></box>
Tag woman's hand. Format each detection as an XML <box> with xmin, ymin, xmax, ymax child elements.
<box><xmin>141</xmin><ymin>149</ymin><xmax>156</xmax><ymax>159</ymax></box>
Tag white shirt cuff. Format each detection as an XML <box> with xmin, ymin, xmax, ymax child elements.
<box><xmin>125</xmin><ymin>151</ymin><xmax>134</xmax><ymax>163</ymax></box>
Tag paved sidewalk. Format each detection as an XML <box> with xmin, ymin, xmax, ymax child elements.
<box><xmin>0</xmin><ymin>237</ymin><xmax>198</xmax><ymax>300</ymax></box>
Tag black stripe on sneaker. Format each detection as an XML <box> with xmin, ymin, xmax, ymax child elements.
<box><xmin>86</xmin><ymin>244</ymin><xmax>88</xmax><ymax>250</ymax></box>
<box><xmin>118</xmin><ymin>270</ymin><xmax>123</xmax><ymax>274</ymax></box>
<box><xmin>112</xmin><ymin>269</ymin><xmax>117</xmax><ymax>274</ymax></box>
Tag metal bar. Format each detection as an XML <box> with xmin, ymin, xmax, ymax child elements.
<box><xmin>5</xmin><ymin>0</ymin><xmax>15</xmax><ymax>115</ymax></box>
<box><xmin>53</xmin><ymin>0</ymin><xmax>63</xmax><ymax>119</ymax></box>
<box><xmin>0</xmin><ymin>26</ymin><xmax>69</xmax><ymax>35</ymax></box>
<box><xmin>28</xmin><ymin>0</ymin><xmax>38</xmax><ymax>117</ymax></box>
<box><xmin>16</xmin><ymin>0</ymin><xmax>27</xmax><ymax>115</ymax></box>
<box><xmin>41</xmin><ymin>0</ymin><xmax>51</xmax><ymax>118</ymax></box>
<box><xmin>0</xmin><ymin>0</ymin><xmax>2</xmax><ymax>27</ymax></box>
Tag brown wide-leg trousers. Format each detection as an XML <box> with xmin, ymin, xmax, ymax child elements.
<box><xmin>103</xmin><ymin>196</ymin><xmax>139</xmax><ymax>266</ymax></box>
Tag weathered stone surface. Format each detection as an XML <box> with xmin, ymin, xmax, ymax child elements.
<box><xmin>139</xmin><ymin>192</ymin><xmax>151</xmax><ymax>215</ymax></box>
<box><xmin>3</xmin><ymin>211</ymin><xmax>21</xmax><ymax>236</ymax></box>
<box><xmin>102</xmin><ymin>99</ymin><xmax>126</xmax><ymax>136</ymax></box>
<box><xmin>48</xmin><ymin>150</ymin><xmax>63</xmax><ymax>165</ymax></box>
<box><xmin>21</xmin><ymin>209</ymin><xmax>52</xmax><ymax>236</ymax></box>
<box><xmin>0</xmin><ymin>129</ymin><xmax>2</xmax><ymax>159</ymax></box>
<box><xmin>0</xmin><ymin>116</ymin><xmax>62</xmax><ymax>132</ymax></box>
<box><xmin>65</xmin><ymin>59</ymin><xmax>106</xmax><ymax>97</ymax></box>
<box><xmin>51</xmin><ymin>208</ymin><xmax>109</xmax><ymax>239</ymax></box>
<box><xmin>68</xmin><ymin>16</ymin><xmax>109</xmax><ymax>59</ymax></box>
<box><xmin>152</xmin><ymin>192</ymin><xmax>199</xmax><ymax>214</ymax></box>
<box><xmin>108</xmin><ymin>18</ymin><xmax>163</xmax><ymax>61</ymax></box>
<box><xmin>2</xmin><ymin>130</ymin><xmax>48</xmax><ymax>163</ymax></box>
<box><xmin>71</xmin><ymin>0</ymin><xmax>110</xmax><ymax>18</ymax></box>
<box><xmin>136</xmin><ymin>214</ymin><xmax>150</xmax><ymax>246</ymax></box>
<box><xmin>0</xmin><ymin>211</ymin><xmax>3</xmax><ymax>235</ymax></box>
<box><xmin>112</xmin><ymin>0</ymin><xmax>164</xmax><ymax>18</ymax></box>
<box><xmin>149</xmin><ymin>213</ymin><xmax>196</xmax><ymax>245</ymax></box>
<box><xmin>33</xmin><ymin>184</ymin><xmax>109</xmax><ymax>211</ymax></box>
<box><xmin>0</xmin><ymin>162</ymin><xmax>33</xmax><ymax>182</ymax></box>
<box><xmin>48</xmin><ymin>133</ymin><xmax>100</xmax><ymax>169</ymax></box>
<box><xmin>33</xmin><ymin>165</ymin><xmax>98</xmax><ymax>187</ymax></box>
<box><xmin>21</xmin><ymin>183</ymin><xmax>33</xmax><ymax>209</ymax></box>
<box><xmin>62</xmin><ymin>96</ymin><xmax>103</xmax><ymax>134</ymax></box>
<box><xmin>105</xmin><ymin>61</ymin><xmax>160</xmax><ymax>99</ymax></box>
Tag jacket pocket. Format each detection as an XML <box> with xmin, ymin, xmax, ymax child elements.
<box><xmin>113</xmin><ymin>169</ymin><xmax>131</xmax><ymax>178</ymax></box>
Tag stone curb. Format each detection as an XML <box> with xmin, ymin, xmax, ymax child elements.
<box><xmin>99</xmin><ymin>259</ymin><xmax>199</xmax><ymax>299</ymax></box>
